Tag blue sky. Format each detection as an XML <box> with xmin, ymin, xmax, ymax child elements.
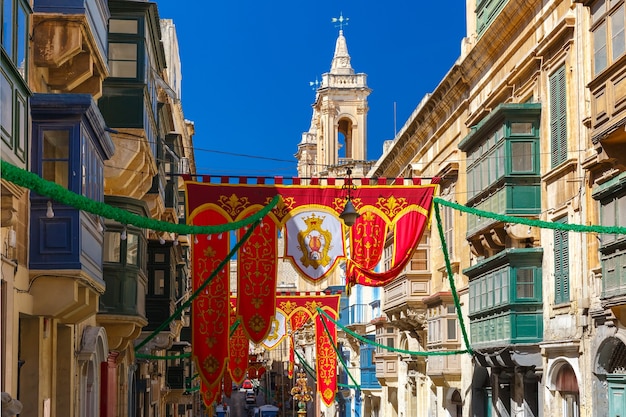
<box><xmin>157</xmin><ymin>2</ymin><xmax>466</xmax><ymax>177</ymax></box>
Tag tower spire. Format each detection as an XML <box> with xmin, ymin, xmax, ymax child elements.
<box><xmin>330</xmin><ymin>13</ymin><xmax>354</xmax><ymax>75</ymax></box>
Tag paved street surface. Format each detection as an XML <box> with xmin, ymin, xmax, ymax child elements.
<box><xmin>224</xmin><ymin>389</ymin><xmax>261</xmax><ymax>417</ymax></box>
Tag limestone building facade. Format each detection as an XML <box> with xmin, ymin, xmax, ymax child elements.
<box><xmin>366</xmin><ymin>0</ymin><xmax>626</xmax><ymax>416</ymax></box>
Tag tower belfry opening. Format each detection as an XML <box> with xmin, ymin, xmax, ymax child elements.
<box><xmin>296</xmin><ymin>25</ymin><xmax>372</xmax><ymax>178</ymax></box>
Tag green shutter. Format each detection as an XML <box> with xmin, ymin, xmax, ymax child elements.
<box><xmin>554</xmin><ymin>217</ymin><xmax>570</xmax><ymax>304</ymax></box>
<box><xmin>550</xmin><ymin>65</ymin><xmax>567</xmax><ymax>168</ymax></box>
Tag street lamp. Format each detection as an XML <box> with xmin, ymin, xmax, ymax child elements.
<box><xmin>339</xmin><ymin>169</ymin><xmax>360</xmax><ymax>227</ymax></box>
<box><xmin>290</xmin><ymin>369</ymin><xmax>312</xmax><ymax>416</ymax></box>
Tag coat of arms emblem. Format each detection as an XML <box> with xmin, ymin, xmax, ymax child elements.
<box><xmin>297</xmin><ymin>213</ymin><xmax>333</xmax><ymax>269</ymax></box>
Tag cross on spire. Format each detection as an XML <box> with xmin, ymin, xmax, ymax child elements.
<box><xmin>331</xmin><ymin>12</ymin><xmax>349</xmax><ymax>30</ymax></box>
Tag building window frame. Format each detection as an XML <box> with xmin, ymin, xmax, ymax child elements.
<box><xmin>554</xmin><ymin>217</ymin><xmax>570</xmax><ymax>305</ymax></box>
<box><xmin>591</xmin><ymin>0</ymin><xmax>626</xmax><ymax>75</ymax></box>
<box><xmin>1</xmin><ymin>0</ymin><xmax>30</xmax><ymax>78</ymax></box>
<box><xmin>549</xmin><ymin>65</ymin><xmax>568</xmax><ymax>169</ymax></box>
<box><xmin>107</xmin><ymin>17</ymin><xmax>144</xmax><ymax>81</ymax></box>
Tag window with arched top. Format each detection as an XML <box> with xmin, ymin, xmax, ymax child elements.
<box><xmin>337</xmin><ymin>118</ymin><xmax>353</xmax><ymax>160</ymax></box>
<box><xmin>555</xmin><ymin>364</ymin><xmax>579</xmax><ymax>417</ymax></box>
<box><xmin>451</xmin><ymin>389</ymin><xmax>462</xmax><ymax>417</ymax></box>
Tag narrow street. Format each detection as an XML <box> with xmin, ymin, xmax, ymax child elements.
<box><xmin>223</xmin><ymin>389</ymin><xmax>261</xmax><ymax>417</ymax></box>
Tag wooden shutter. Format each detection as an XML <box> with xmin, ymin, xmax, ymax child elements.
<box><xmin>554</xmin><ymin>218</ymin><xmax>570</xmax><ymax>304</ymax></box>
<box><xmin>550</xmin><ymin>65</ymin><xmax>568</xmax><ymax>168</ymax></box>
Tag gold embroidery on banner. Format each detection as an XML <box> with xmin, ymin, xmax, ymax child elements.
<box><xmin>305</xmin><ymin>300</ymin><xmax>323</xmax><ymax>313</ymax></box>
<box><xmin>249</xmin><ymin>314</ymin><xmax>267</xmax><ymax>332</ymax></box>
<box><xmin>268</xmin><ymin>196</ymin><xmax>294</xmax><ymax>220</ymax></box>
<box><xmin>323</xmin><ymin>388</ymin><xmax>334</xmax><ymax>402</ymax></box>
<box><xmin>203</xmin><ymin>356</ymin><xmax>220</xmax><ymax>374</ymax></box>
<box><xmin>250</xmin><ymin>297</ymin><xmax>264</xmax><ymax>309</ymax></box>
<box><xmin>376</xmin><ymin>195</ymin><xmax>408</xmax><ymax>219</ymax></box>
<box><xmin>297</xmin><ymin>214</ymin><xmax>332</xmax><ymax>269</ymax></box>
<box><xmin>217</xmin><ymin>193</ymin><xmax>251</xmax><ymax>217</ymax></box>
<box><xmin>280</xmin><ymin>300</ymin><xmax>297</xmax><ymax>315</ymax></box>
<box><xmin>203</xmin><ymin>246</ymin><xmax>216</xmax><ymax>258</ymax></box>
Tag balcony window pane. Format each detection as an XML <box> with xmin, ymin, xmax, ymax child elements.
<box><xmin>511</xmin><ymin>142</ymin><xmax>533</xmax><ymax>172</ymax></box>
<box><xmin>494</xmin><ymin>271</ymin><xmax>501</xmax><ymax>305</ymax></box>
<box><xmin>496</xmin><ymin>143</ymin><xmax>505</xmax><ymax>179</ymax></box>
<box><xmin>411</xmin><ymin>249</ymin><xmax>428</xmax><ymax>271</ymax></box>
<box><xmin>502</xmin><ymin>269</ymin><xmax>510</xmax><ymax>303</ymax></box>
<box><xmin>154</xmin><ymin>270</ymin><xmax>165</xmax><ymax>295</ymax></box>
<box><xmin>488</xmin><ymin>148</ymin><xmax>496</xmax><ymax>185</ymax></box>
<box><xmin>127</xmin><ymin>233</ymin><xmax>139</xmax><ymax>265</ymax></box>
<box><xmin>42</xmin><ymin>130</ymin><xmax>70</xmax><ymax>188</ymax></box>
<box><xmin>612</xmin><ymin>5</ymin><xmax>625</xmax><ymax>61</ymax></box>
<box><xmin>592</xmin><ymin>0</ymin><xmax>606</xmax><ymax>24</ymax></box>
<box><xmin>516</xmin><ymin>268</ymin><xmax>535</xmax><ymax>298</ymax></box>
<box><xmin>510</xmin><ymin>122</ymin><xmax>533</xmax><ymax>135</ymax></box>
<box><xmin>1</xmin><ymin>72</ymin><xmax>12</xmax><ymax>139</ymax></box>
<box><xmin>619</xmin><ymin>196</ymin><xmax>626</xmax><ymax>229</ymax></box>
<box><xmin>109</xmin><ymin>43</ymin><xmax>136</xmax><ymax>60</ymax></box>
<box><xmin>109</xmin><ymin>19</ymin><xmax>138</xmax><ymax>34</ymax></box>
<box><xmin>447</xmin><ymin>318</ymin><xmax>457</xmax><ymax>340</ymax></box>
<box><xmin>2</xmin><ymin>0</ymin><xmax>12</xmax><ymax>54</ymax></box>
<box><xmin>109</xmin><ymin>43</ymin><xmax>137</xmax><ymax>78</ymax></box>
<box><xmin>16</xmin><ymin>4</ymin><xmax>26</xmax><ymax>77</ymax></box>
<box><xmin>594</xmin><ymin>22</ymin><xmax>608</xmax><ymax>74</ymax></box>
<box><xmin>601</xmin><ymin>198</ymin><xmax>616</xmax><ymax>245</ymax></box>
<box><xmin>104</xmin><ymin>232</ymin><xmax>121</xmax><ymax>263</ymax></box>
<box><xmin>386</xmin><ymin>337</ymin><xmax>394</xmax><ymax>349</ymax></box>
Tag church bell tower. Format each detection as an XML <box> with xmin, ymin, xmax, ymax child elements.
<box><xmin>296</xmin><ymin>23</ymin><xmax>371</xmax><ymax>178</ymax></box>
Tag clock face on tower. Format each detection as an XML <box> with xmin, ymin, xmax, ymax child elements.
<box><xmin>339</xmin><ymin>57</ymin><xmax>348</xmax><ymax>66</ymax></box>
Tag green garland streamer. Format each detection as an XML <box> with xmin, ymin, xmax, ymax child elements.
<box><xmin>434</xmin><ymin>196</ymin><xmax>626</xmax><ymax>235</ymax></box>
<box><xmin>0</xmin><ymin>159</ymin><xmax>279</xmax><ymax>234</ymax></box>
<box><xmin>293</xmin><ymin>349</ymin><xmax>317</xmax><ymax>382</ymax></box>
<box><xmin>317</xmin><ymin>308</ymin><xmax>469</xmax><ymax>356</ymax></box>
<box><xmin>317</xmin><ymin>309</ymin><xmax>361</xmax><ymax>391</ymax></box>
<box><xmin>434</xmin><ymin>202</ymin><xmax>473</xmax><ymax>354</ymax></box>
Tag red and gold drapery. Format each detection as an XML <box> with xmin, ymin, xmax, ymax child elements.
<box><xmin>191</xmin><ymin>208</ymin><xmax>231</xmax><ymax>390</ymax></box>
<box><xmin>186</xmin><ymin>177</ymin><xmax>437</xmax><ymax>394</ymax></box>
<box><xmin>228</xmin><ymin>301</ymin><xmax>249</xmax><ymax>385</ymax></box>
<box><xmin>316</xmin><ymin>307</ymin><xmax>338</xmax><ymax>407</ymax></box>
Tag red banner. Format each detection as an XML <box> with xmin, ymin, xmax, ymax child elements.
<box><xmin>191</xmin><ymin>209</ymin><xmax>231</xmax><ymax>388</ymax></box>
<box><xmin>200</xmin><ymin>382</ymin><xmax>221</xmax><ymax>408</ymax></box>
<box><xmin>316</xmin><ymin>308</ymin><xmax>338</xmax><ymax>407</ymax></box>
<box><xmin>228</xmin><ymin>301</ymin><xmax>249</xmax><ymax>385</ymax></box>
<box><xmin>237</xmin><ymin>209</ymin><xmax>278</xmax><ymax>343</ymax></box>
<box><xmin>185</xmin><ymin>179</ymin><xmax>438</xmax><ymax>289</ymax></box>
<box><xmin>223</xmin><ymin>370</ymin><xmax>233</xmax><ymax>398</ymax></box>
<box><xmin>185</xmin><ymin>178</ymin><xmax>437</xmax><ymax>402</ymax></box>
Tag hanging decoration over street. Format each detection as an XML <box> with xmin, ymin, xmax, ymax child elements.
<box><xmin>315</xmin><ymin>307</ymin><xmax>338</xmax><ymax>406</ymax></box>
<box><xmin>186</xmin><ymin>177</ymin><xmax>438</xmax><ymax>398</ymax></box>
<box><xmin>228</xmin><ymin>301</ymin><xmax>249</xmax><ymax>385</ymax></box>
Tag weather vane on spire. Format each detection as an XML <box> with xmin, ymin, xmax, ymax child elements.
<box><xmin>331</xmin><ymin>12</ymin><xmax>349</xmax><ymax>30</ymax></box>
<box><xmin>309</xmin><ymin>78</ymin><xmax>320</xmax><ymax>91</ymax></box>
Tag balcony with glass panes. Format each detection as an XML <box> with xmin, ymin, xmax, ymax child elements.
<box><xmin>466</xmin><ymin>248</ymin><xmax>543</xmax><ymax>349</ymax></box>
<box><xmin>383</xmin><ymin>234</ymin><xmax>431</xmax><ymax>331</ymax></box>
<box><xmin>424</xmin><ymin>293</ymin><xmax>461</xmax><ymax>382</ymax></box>
<box><xmin>98</xmin><ymin>196</ymin><xmax>149</xmax><ymax>350</ymax></box>
<box><xmin>594</xmin><ymin>173</ymin><xmax>626</xmax><ymax>310</ymax></box>
<box><xmin>459</xmin><ymin>104</ymin><xmax>542</xmax><ymax>257</ymax></box>
<box><xmin>374</xmin><ymin>321</ymin><xmax>399</xmax><ymax>385</ymax></box>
